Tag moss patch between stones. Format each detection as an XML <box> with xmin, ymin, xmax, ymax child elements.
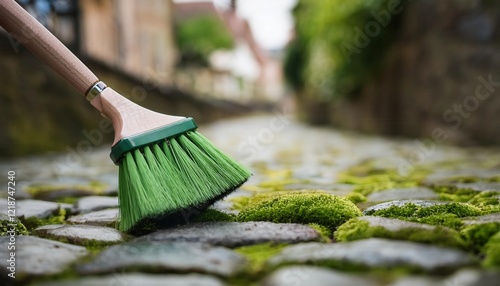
<box><xmin>433</xmin><ymin>186</ymin><xmax>500</xmax><ymax>214</ymax></box>
<box><xmin>334</xmin><ymin>218</ymin><xmax>467</xmax><ymax>249</ymax></box>
<box><xmin>25</xmin><ymin>182</ymin><xmax>107</xmax><ymax>197</ymax></box>
<box><xmin>54</xmin><ymin>197</ymin><xmax>80</xmax><ymax>204</ymax></box>
<box><xmin>370</xmin><ymin>202</ymin><xmax>482</xmax><ymax>230</ymax></box>
<box><xmin>483</xmin><ymin>231</ymin><xmax>500</xmax><ymax>268</ymax></box>
<box><xmin>0</xmin><ymin>217</ymin><xmax>29</xmax><ymax>236</ymax></box>
<box><xmin>237</xmin><ymin>193</ymin><xmax>362</xmax><ymax>234</ymax></box>
<box><xmin>231</xmin><ymin>190</ymin><xmax>328</xmax><ymax>211</ymax></box>
<box><xmin>307</xmin><ymin>223</ymin><xmax>332</xmax><ymax>242</ymax></box>
<box><xmin>346</xmin><ymin>192</ymin><xmax>367</xmax><ymax>204</ymax></box>
<box><xmin>20</xmin><ymin>208</ymin><xmax>67</xmax><ymax>231</ymax></box>
<box><xmin>337</xmin><ymin>163</ymin><xmax>429</xmax><ymax>197</ymax></box>
<box><xmin>235</xmin><ymin>243</ymin><xmax>288</xmax><ymax>275</ymax></box>
<box><xmin>461</xmin><ymin>223</ymin><xmax>500</xmax><ymax>253</ymax></box>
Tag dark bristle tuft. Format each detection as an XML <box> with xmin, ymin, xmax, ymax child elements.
<box><xmin>117</xmin><ymin>131</ymin><xmax>251</xmax><ymax>232</ymax></box>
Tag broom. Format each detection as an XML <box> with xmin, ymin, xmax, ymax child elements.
<box><xmin>0</xmin><ymin>1</ymin><xmax>250</xmax><ymax>233</ymax></box>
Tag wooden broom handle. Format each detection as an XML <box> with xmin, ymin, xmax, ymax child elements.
<box><xmin>0</xmin><ymin>0</ymin><xmax>98</xmax><ymax>95</ymax></box>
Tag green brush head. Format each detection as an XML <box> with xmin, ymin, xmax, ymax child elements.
<box><xmin>115</xmin><ymin>118</ymin><xmax>251</xmax><ymax>233</ymax></box>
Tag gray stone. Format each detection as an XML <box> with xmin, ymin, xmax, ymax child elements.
<box><xmin>32</xmin><ymin>273</ymin><xmax>225</xmax><ymax>286</ymax></box>
<box><xmin>67</xmin><ymin>208</ymin><xmax>119</xmax><ymax>227</ymax></box>
<box><xmin>424</xmin><ymin>169</ymin><xmax>500</xmax><ymax>185</ymax></box>
<box><xmin>463</xmin><ymin>213</ymin><xmax>500</xmax><ymax>225</ymax></box>
<box><xmin>76</xmin><ymin>196</ymin><xmax>118</xmax><ymax>213</ymax></box>
<box><xmin>363</xmin><ymin>200</ymin><xmax>447</xmax><ymax>215</ymax></box>
<box><xmin>359</xmin><ymin>216</ymin><xmax>436</xmax><ymax>232</ymax></box>
<box><xmin>134</xmin><ymin>222</ymin><xmax>320</xmax><ymax>247</ymax></box>
<box><xmin>449</xmin><ymin>182</ymin><xmax>500</xmax><ymax>192</ymax></box>
<box><xmin>0</xmin><ymin>236</ymin><xmax>88</xmax><ymax>276</ymax></box>
<box><xmin>444</xmin><ymin>268</ymin><xmax>500</xmax><ymax>286</ymax></box>
<box><xmin>34</xmin><ymin>224</ymin><xmax>126</xmax><ymax>245</ymax></box>
<box><xmin>0</xmin><ymin>199</ymin><xmax>72</xmax><ymax>218</ymax></box>
<box><xmin>389</xmin><ymin>276</ymin><xmax>444</xmax><ymax>286</ymax></box>
<box><xmin>263</xmin><ymin>266</ymin><xmax>379</xmax><ymax>286</ymax></box>
<box><xmin>268</xmin><ymin>238</ymin><xmax>475</xmax><ymax>273</ymax></box>
<box><xmin>77</xmin><ymin>241</ymin><xmax>246</xmax><ymax>277</ymax></box>
<box><xmin>367</xmin><ymin>187</ymin><xmax>438</xmax><ymax>202</ymax></box>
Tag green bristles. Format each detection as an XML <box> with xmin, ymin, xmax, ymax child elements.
<box><xmin>117</xmin><ymin>131</ymin><xmax>251</xmax><ymax>232</ymax></box>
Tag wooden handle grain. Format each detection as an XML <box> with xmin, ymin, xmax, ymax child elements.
<box><xmin>0</xmin><ymin>0</ymin><xmax>98</xmax><ymax>95</ymax></box>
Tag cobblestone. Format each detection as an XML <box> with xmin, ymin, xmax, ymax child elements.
<box><xmin>134</xmin><ymin>221</ymin><xmax>321</xmax><ymax>247</ymax></box>
<box><xmin>2</xmin><ymin>115</ymin><xmax>500</xmax><ymax>284</ymax></box>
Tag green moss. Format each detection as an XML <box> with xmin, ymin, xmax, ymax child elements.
<box><xmin>372</xmin><ymin>204</ymin><xmax>419</xmax><ymax>218</ymax></box>
<box><xmin>192</xmin><ymin>209</ymin><xmax>236</xmax><ymax>223</ymax></box>
<box><xmin>235</xmin><ymin>243</ymin><xmax>288</xmax><ymax>275</ymax></box>
<box><xmin>370</xmin><ymin>203</ymin><xmax>482</xmax><ymax>230</ymax></box>
<box><xmin>0</xmin><ymin>217</ymin><xmax>29</xmax><ymax>236</ymax></box>
<box><xmin>285</xmin><ymin>0</ymin><xmax>413</xmax><ymax>99</ymax></box>
<box><xmin>461</xmin><ymin>223</ymin><xmax>500</xmax><ymax>253</ymax></box>
<box><xmin>373</xmin><ymin>202</ymin><xmax>482</xmax><ymax>219</ymax></box>
<box><xmin>337</xmin><ymin>165</ymin><xmax>428</xmax><ymax>196</ymax></box>
<box><xmin>433</xmin><ymin>185</ymin><xmax>500</xmax><ymax>213</ymax></box>
<box><xmin>346</xmin><ymin>192</ymin><xmax>367</xmax><ymax>204</ymax></box>
<box><xmin>414</xmin><ymin>203</ymin><xmax>482</xmax><ymax>217</ymax></box>
<box><xmin>334</xmin><ymin>218</ymin><xmax>467</xmax><ymax>249</ymax></box>
<box><xmin>468</xmin><ymin>191</ymin><xmax>500</xmax><ymax>207</ymax></box>
<box><xmin>231</xmin><ymin>190</ymin><xmax>326</xmax><ymax>211</ymax></box>
<box><xmin>307</xmin><ymin>223</ymin><xmax>332</xmax><ymax>241</ymax></box>
<box><xmin>20</xmin><ymin>208</ymin><xmax>67</xmax><ymax>231</ymax></box>
<box><xmin>432</xmin><ymin>184</ymin><xmax>500</xmax><ymax>215</ymax></box>
<box><xmin>237</xmin><ymin>193</ymin><xmax>362</xmax><ymax>233</ymax></box>
<box><xmin>416</xmin><ymin>214</ymin><xmax>463</xmax><ymax>229</ymax></box>
<box><xmin>334</xmin><ymin>218</ymin><xmax>371</xmax><ymax>242</ymax></box>
<box><xmin>25</xmin><ymin>183</ymin><xmax>106</xmax><ymax>197</ymax></box>
<box><xmin>483</xmin><ymin>231</ymin><xmax>500</xmax><ymax>267</ymax></box>
<box><xmin>434</xmin><ymin>185</ymin><xmax>481</xmax><ymax>203</ymax></box>
<box><xmin>54</xmin><ymin>197</ymin><xmax>80</xmax><ymax>204</ymax></box>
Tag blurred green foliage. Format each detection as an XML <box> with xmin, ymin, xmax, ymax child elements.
<box><xmin>175</xmin><ymin>16</ymin><xmax>234</xmax><ymax>66</ymax></box>
<box><xmin>284</xmin><ymin>0</ymin><xmax>407</xmax><ymax>99</ymax></box>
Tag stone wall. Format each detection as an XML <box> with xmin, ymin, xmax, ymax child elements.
<box><xmin>0</xmin><ymin>36</ymin><xmax>251</xmax><ymax>158</ymax></box>
<box><xmin>299</xmin><ymin>0</ymin><xmax>500</xmax><ymax>146</ymax></box>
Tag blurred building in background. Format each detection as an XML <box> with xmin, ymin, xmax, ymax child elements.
<box><xmin>79</xmin><ymin>0</ymin><xmax>177</xmax><ymax>84</ymax></box>
<box><xmin>13</xmin><ymin>0</ymin><xmax>281</xmax><ymax>103</ymax></box>
<box><xmin>173</xmin><ymin>0</ymin><xmax>283</xmax><ymax>103</ymax></box>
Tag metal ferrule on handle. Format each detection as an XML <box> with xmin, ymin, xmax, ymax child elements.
<box><xmin>86</xmin><ymin>81</ymin><xmax>107</xmax><ymax>102</ymax></box>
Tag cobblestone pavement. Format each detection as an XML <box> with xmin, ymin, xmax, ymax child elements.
<box><xmin>1</xmin><ymin>114</ymin><xmax>500</xmax><ymax>285</ymax></box>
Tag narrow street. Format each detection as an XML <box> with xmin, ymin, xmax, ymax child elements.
<box><xmin>1</xmin><ymin>114</ymin><xmax>500</xmax><ymax>285</ymax></box>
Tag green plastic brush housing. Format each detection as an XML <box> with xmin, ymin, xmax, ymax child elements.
<box><xmin>110</xmin><ymin>117</ymin><xmax>198</xmax><ymax>164</ymax></box>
